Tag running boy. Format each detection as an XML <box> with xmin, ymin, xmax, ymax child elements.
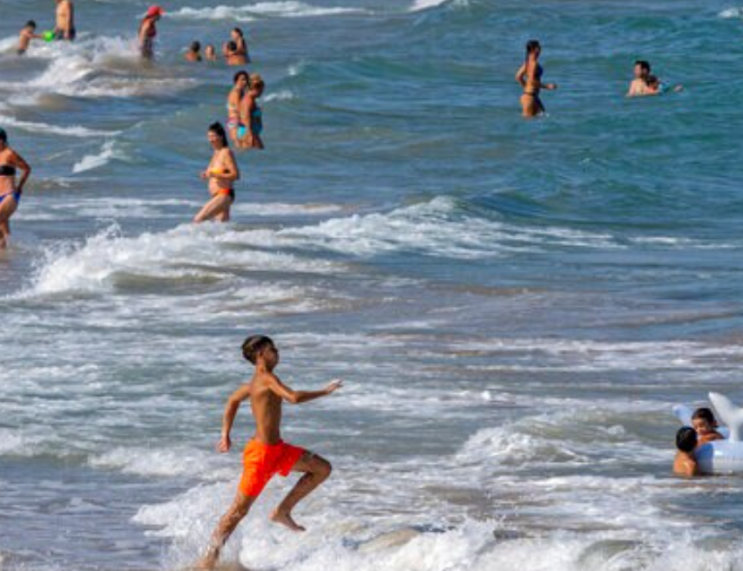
<box><xmin>692</xmin><ymin>407</ymin><xmax>724</xmax><ymax>445</ymax></box>
<box><xmin>17</xmin><ymin>21</ymin><xmax>42</xmax><ymax>55</ymax></box>
<box><xmin>197</xmin><ymin>335</ymin><xmax>342</xmax><ymax>570</ymax></box>
<box><xmin>673</xmin><ymin>427</ymin><xmax>698</xmax><ymax>477</ymax></box>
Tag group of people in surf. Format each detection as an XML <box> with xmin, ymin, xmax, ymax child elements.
<box><xmin>674</xmin><ymin>407</ymin><xmax>724</xmax><ymax>477</ymax></box>
<box><xmin>516</xmin><ymin>40</ymin><xmax>682</xmax><ymax>118</ymax></box>
<box><xmin>184</xmin><ymin>28</ymin><xmax>251</xmax><ymax>66</ymax></box>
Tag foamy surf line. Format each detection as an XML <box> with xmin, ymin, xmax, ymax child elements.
<box><xmin>0</xmin><ymin>115</ymin><xmax>117</xmax><ymax>138</ymax></box>
<box><xmin>168</xmin><ymin>1</ymin><xmax>369</xmax><ymax>22</ymax></box>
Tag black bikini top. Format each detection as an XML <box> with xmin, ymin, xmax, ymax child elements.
<box><xmin>0</xmin><ymin>164</ymin><xmax>16</xmax><ymax>176</ymax></box>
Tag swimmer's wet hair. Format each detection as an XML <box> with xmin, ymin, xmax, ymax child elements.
<box><xmin>676</xmin><ymin>426</ymin><xmax>698</xmax><ymax>453</ymax></box>
<box><xmin>191</xmin><ymin>41</ymin><xmax>201</xmax><ymax>52</ymax></box>
<box><xmin>635</xmin><ymin>60</ymin><xmax>651</xmax><ymax>72</ymax></box>
<box><xmin>0</xmin><ymin>128</ymin><xmax>7</xmax><ymax>143</ymax></box>
<box><xmin>26</xmin><ymin>20</ymin><xmax>37</xmax><ymax>29</ymax></box>
<box><xmin>242</xmin><ymin>335</ymin><xmax>275</xmax><ymax>364</ymax></box>
<box><xmin>226</xmin><ymin>41</ymin><xmax>237</xmax><ymax>52</ymax></box>
<box><xmin>249</xmin><ymin>73</ymin><xmax>265</xmax><ymax>90</ymax></box>
<box><xmin>234</xmin><ymin>70</ymin><xmax>249</xmax><ymax>85</ymax></box>
<box><xmin>208</xmin><ymin>122</ymin><xmax>228</xmax><ymax>147</ymax></box>
<box><xmin>525</xmin><ymin>39</ymin><xmax>540</xmax><ymax>56</ymax></box>
<box><xmin>233</xmin><ymin>27</ymin><xmax>244</xmax><ymax>38</ymax></box>
<box><xmin>692</xmin><ymin>407</ymin><xmax>717</xmax><ymax>425</ymax></box>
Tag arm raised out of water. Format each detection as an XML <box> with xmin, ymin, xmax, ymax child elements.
<box><xmin>267</xmin><ymin>375</ymin><xmax>343</xmax><ymax>405</ymax></box>
<box><xmin>217</xmin><ymin>383</ymin><xmax>252</xmax><ymax>453</ymax></box>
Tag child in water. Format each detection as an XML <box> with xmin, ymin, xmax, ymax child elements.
<box><xmin>674</xmin><ymin>426</ymin><xmax>698</xmax><ymax>477</ymax></box>
<box><xmin>17</xmin><ymin>21</ymin><xmax>42</xmax><ymax>55</ymax></box>
<box><xmin>204</xmin><ymin>45</ymin><xmax>217</xmax><ymax>62</ymax></box>
<box><xmin>185</xmin><ymin>41</ymin><xmax>202</xmax><ymax>62</ymax></box>
<box><xmin>692</xmin><ymin>407</ymin><xmax>724</xmax><ymax>445</ymax></box>
<box><xmin>196</xmin><ymin>335</ymin><xmax>342</xmax><ymax>570</ymax></box>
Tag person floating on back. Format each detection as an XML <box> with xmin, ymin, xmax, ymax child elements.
<box><xmin>196</xmin><ymin>335</ymin><xmax>342</xmax><ymax>570</ymax></box>
<box><xmin>17</xmin><ymin>21</ymin><xmax>43</xmax><ymax>55</ymax></box>
<box><xmin>673</xmin><ymin>426</ymin><xmax>699</xmax><ymax>477</ymax></box>
<box><xmin>515</xmin><ymin>39</ymin><xmax>557</xmax><ymax>118</ymax></box>
<box><xmin>692</xmin><ymin>407</ymin><xmax>724</xmax><ymax>445</ymax></box>
<box><xmin>185</xmin><ymin>41</ymin><xmax>202</xmax><ymax>62</ymax></box>
<box><xmin>53</xmin><ymin>0</ymin><xmax>76</xmax><ymax>41</ymax></box>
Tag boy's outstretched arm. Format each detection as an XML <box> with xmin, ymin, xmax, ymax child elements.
<box><xmin>268</xmin><ymin>375</ymin><xmax>342</xmax><ymax>405</ymax></box>
<box><xmin>217</xmin><ymin>384</ymin><xmax>252</xmax><ymax>453</ymax></box>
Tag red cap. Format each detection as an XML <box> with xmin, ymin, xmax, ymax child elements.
<box><xmin>146</xmin><ymin>5</ymin><xmax>164</xmax><ymax>17</ymax></box>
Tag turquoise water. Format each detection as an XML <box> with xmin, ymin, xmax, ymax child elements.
<box><xmin>2</xmin><ymin>0</ymin><xmax>743</xmax><ymax>569</ymax></box>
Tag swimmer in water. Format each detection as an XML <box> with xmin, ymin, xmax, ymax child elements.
<box><xmin>185</xmin><ymin>41</ymin><xmax>202</xmax><ymax>62</ymax></box>
<box><xmin>231</xmin><ymin>28</ymin><xmax>251</xmax><ymax>63</ymax></box>
<box><xmin>0</xmin><ymin>129</ymin><xmax>32</xmax><ymax>250</ymax></box>
<box><xmin>238</xmin><ymin>73</ymin><xmax>265</xmax><ymax>150</ymax></box>
<box><xmin>139</xmin><ymin>5</ymin><xmax>163</xmax><ymax>60</ymax></box>
<box><xmin>227</xmin><ymin>71</ymin><xmax>249</xmax><ymax>146</ymax></box>
<box><xmin>223</xmin><ymin>41</ymin><xmax>247</xmax><ymax>66</ymax></box>
<box><xmin>204</xmin><ymin>44</ymin><xmax>217</xmax><ymax>62</ymax></box>
<box><xmin>515</xmin><ymin>39</ymin><xmax>557</xmax><ymax>118</ymax></box>
<box><xmin>17</xmin><ymin>21</ymin><xmax>43</xmax><ymax>55</ymax></box>
<box><xmin>673</xmin><ymin>426</ymin><xmax>699</xmax><ymax>477</ymax></box>
<box><xmin>627</xmin><ymin>60</ymin><xmax>658</xmax><ymax>97</ymax></box>
<box><xmin>692</xmin><ymin>408</ymin><xmax>724</xmax><ymax>446</ymax></box>
<box><xmin>194</xmin><ymin>123</ymin><xmax>239</xmax><ymax>224</ymax></box>
<box><xmin>196</xmin><ymin>335</ymin><xmax>342</xmax><ymax>570</ymax></box>
<box><xmin>53</xmin><ymin>0</ymin><xmax>76</xmax><ymax>41</ymax></box>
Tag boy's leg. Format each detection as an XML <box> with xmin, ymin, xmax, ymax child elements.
<box><xmin>270</xmin><ymin>452</ymin><xmax>331</xmax><ymax>532</ymax></box>
<box><xmin>197</xmin><ymin>492</ymin><xmax>255</xmax><ymax>570</ymax></box>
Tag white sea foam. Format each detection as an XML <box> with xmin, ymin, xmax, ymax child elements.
<box><xmin>90</xmin><ymin>446</ymin><xmax>231</xmax><ymax>479</ymax></box>
<box><xmin>410</xmin><ymin>0</ymin><xmax>450</xmax><ymax>12</ymax></box>
<box><xmin>264</xmin><ymin>90</ymin><xmax>296</xmax><ymax>102</ymax></box>
<box><xmin>169</xmin><ymin>2</ymin><xmax>367</xmax><ymax>22</ymax></box>
<box><xmin>72</xmin><ymin>141</ymin><xmax>124</xmax><ymax>173</ymax></box>
<box><xmin>719</xmin><ymin>7</ymin><xmax>743</xmax><ymax>18</ymax></box>
<box><xmin>0</xmin><ymin>114</ymin><xmax>115</xmax><ymax>138</ymax></box>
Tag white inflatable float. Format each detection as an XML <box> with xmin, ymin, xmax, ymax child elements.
<box><xmin>674</xmin><ymin>392</ymin><xmax>743</xmax><ymax>475</ymax></box>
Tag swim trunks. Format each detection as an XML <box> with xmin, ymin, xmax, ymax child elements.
<box><xmin>239</xmin><ymin>440</ymin><xmax>305</xmax><ymax>497</ymax></box>
<box><xmin>217</xmin><ymin>188</ymin><xmax>235</xmax><ymax>202</ymax></box>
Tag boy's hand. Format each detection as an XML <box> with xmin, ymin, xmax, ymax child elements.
<box><xmin>217</xmin><ymin>434</ymin><xmax>231</xmax><ymax>453</ymax></box>
<box><xmin>323</xmin><ymin>379</ymin><xmax>343</xmax><ymax>395</ymax></box>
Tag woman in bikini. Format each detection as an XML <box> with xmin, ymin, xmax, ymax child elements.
<box><xmin>231</xmin><ymin>28</ymin><xmax>250</xmax><ymax>63</ymax></box>
<box><xmin>194</xmin><ymin>123</ymin><xmax>240</xmax><ymax>224</ymax></box>
<box><xmin>139</xmin><ymin>6</ymin><xmax>163</xmax><ymax>60</ymax></box>
<box><xmin>515</xmin><ymin>40</ymin><xmax>557</xmax><ymax>118</ymax></box>
<box><xmin>227</xmin><ymin>71</ymin><xmax>249</xmax><ymax>146</ymax></box>
<box><xmin>238</xmin><ymin>73</ymin><xmax>265</xmax><ymax>150</ymax></box>
<box><xmin>0</xmin><ymin>128</ymin><xmax>32</xmax><ymax>249</ymax></box>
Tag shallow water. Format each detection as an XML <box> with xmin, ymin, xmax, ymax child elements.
<box><xmin>2</xmin><ymin>0</ymin><xmax>743</xmax><ymax>569</ymax></box>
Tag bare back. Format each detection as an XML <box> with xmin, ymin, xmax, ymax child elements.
<box><xmin>249</xmin><ymin>371</ymin><xmax>284</xmax><ymax>444</ymax></box>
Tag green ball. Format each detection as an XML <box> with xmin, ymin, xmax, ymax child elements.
<box><xmin>43</xmin><ymin>31</ymin><xmax>55</xmax><ymax>42</ymax></box>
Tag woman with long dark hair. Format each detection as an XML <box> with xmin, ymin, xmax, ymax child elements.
<box><xmin>194</xmin><ymin>123</ymin><xmax>240</xmax><ymax>224</ymax></box>
<box><xmin>515</xmin><ymin>40</ymin><xmax>557</xmax><ymax>118</ymax></box>
<box><xmin>227</xmin><ymin>71</ymin><xmax>249</xmax><ymax>145</ymax></box>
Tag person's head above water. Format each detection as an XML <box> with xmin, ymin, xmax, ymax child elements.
<box><xmin>676</xmin><ymin>426</ymin><xmax>698</xmax><ymax>453</ymax></box>
<box><xmin>249</xmin><ymin>73</ymin><xmax>264</xmax><ymax>96</ymax></box>
<box><xmin>692</xmin><ymin>407</ymin><xmax>718</xmax><ymax>436</ymax></box>
<box><xmin>232</xmin><ymin>28</ymin><xmax>244</xmax><ymax>40</ymax></box>
<box><xmin>25</xmin><ymin>20</ymin><xmax>37</xmax><ymax>30</ymax></box>
<box><xmin>525</xmin><ymin>39</ymin><xmax>541</xmax><ymax>59</ymax></box>
<box><xmin>190</xmin><ymin>41</ymin><xmax>201</xmax><ymax>53</ymax></box>
<box><xmin>225</xmin><ymin>41</ymin><xmax>237</xmax><ymax>53</ymax></box>
<box><xmin>205</xmin><ymin>44</ymin><xmax>216</xmax><ymax>57</ymax></box>
<box><xmin>242</xmin><ymin>335</ymin><xmax>278</xmax><ymax>368</ymax></box>
<box><xmin>0</xmin><ymin>128</ymin><xmax>7</xmax><ymax>149</ymax></box>
<box><xmin>146</xmin><ymin>5</ymin><xmax>164</xmax><ymax>20</ymax></box>
<box><xmin>233</xmin><ymin>70</ymin><xmax>249</xmax><ymax>88</ymax></box>
<box><xmin>634</xmin><ymin>60</ymin><xmax>651</xmax><ymax>79</ymax></box>
<box><xmin>208</xmin><ymin>122</ymin><xmax>229</xmax><ymax>150</ymax></box>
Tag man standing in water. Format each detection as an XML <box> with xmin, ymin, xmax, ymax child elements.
<box><xmin>53</xmin><ymin>0</ymin><xmax>76</xmax><ymax>41</ymax></box>
<box><xmin>197</xmin><ymin>336</ymin><xmax>342</xmax><ymax>570</ymax></box>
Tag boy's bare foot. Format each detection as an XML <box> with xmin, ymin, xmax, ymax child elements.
<box><xmin>195</xmin><ymin>546</ymin><xmax>220</xmax><ymax>570</ymax></box>
<box><xmin>269</xmin><ymin>509</ymin><xmax>306</xmax><ymax>532</ymax></box>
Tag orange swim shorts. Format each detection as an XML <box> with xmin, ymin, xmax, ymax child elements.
<box><xmin>238</xmin><ymin>440</ymin><xmax>306</xmax><ymax>497</ymax></box>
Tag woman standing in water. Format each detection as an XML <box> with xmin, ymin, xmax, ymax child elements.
<box><xmin>231</xmin><ymin>28</ymin><xmax>250</xmax><ymax>63</ymax></box>
<box><xmin>139</xmin><ymin>5</ymin><xmax>163</xmax><ymax>60</ymax></box>
<box><xmin>227</xmin><ymin>71</ymin><xmax>249</xmax><ymax>145</ymax></box>
<box><xmin>194</xmin><ymin>123</ymin><xmax>239</xmax><ymax>224</ymax></box>
<box><xmin>0</xmin><ymin>129</ymin><xmax>32</xmax><ymax>249</ymax></box>
<box><xmin>238</xmin><ymin>73</ymin><xmax>265</xmax><ymax>150</ymax></box>
<box><xmin>515</xmin><ymin>40</ymin><xmax>557</xmax><ymax>118</ymax></box>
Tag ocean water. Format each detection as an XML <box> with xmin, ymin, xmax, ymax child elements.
<box><xmin>2</xmin><ymin>0</ymin><xmax>743</xmax><ymax>569</ymax></box>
